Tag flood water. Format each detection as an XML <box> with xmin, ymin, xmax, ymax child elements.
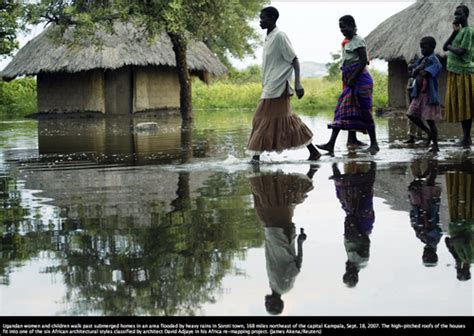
<box><xmin>0</xmin><ymin>109</ymin><xmax>472</xmax><ymax>316</ymax></box>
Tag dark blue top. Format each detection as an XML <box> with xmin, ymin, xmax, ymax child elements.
<box><xmin>411</xmin><ymin>53</ymin><xmax>442</xmax><ymax>106</ymax></box>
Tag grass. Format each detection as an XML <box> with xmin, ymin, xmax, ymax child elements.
<box><xmin>193</xmin><ymin>70</ymin><xmax>388</xmax><ymax>112</ymax></box>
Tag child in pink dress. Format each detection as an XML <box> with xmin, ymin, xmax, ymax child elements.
<box><xmin>406</xmin><ymin>36</ymin><xmax>443</xmax><ymax>153</ymax></box>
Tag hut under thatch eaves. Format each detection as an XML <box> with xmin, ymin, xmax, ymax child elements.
<box><xmin>366</xmin><ymin>0</ymin><xmax>473</xmax><ymax>109</ymax></box>
<box><xmin>1</xmin><ymin>23</ymin><xmax>227</xmax><ymax>115</ymax></box>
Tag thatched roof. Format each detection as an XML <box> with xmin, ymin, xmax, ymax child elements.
<box><xmin>1</xmin><ymin>22</ymin><xmax>227</xmax><ymax>80</ymax></box>
<box><xmin>366</xmin><ymin>0</ymin><xmax>474</xmax><ymax>62</ymax></box>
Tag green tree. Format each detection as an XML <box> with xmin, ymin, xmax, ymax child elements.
<box><xmin>0</xmin><ymin>1</ymin><xmax>27</xmax><ymax>57</ymax></box>
<box><xmin>325</xmin><ymin>51</ymin><xmax>342</xmax><ymax>81</ymax></box>
<box><xmin>25</xmin><ymin>0</ymin><xmax>268</xmax><ymax>120</ymax></box>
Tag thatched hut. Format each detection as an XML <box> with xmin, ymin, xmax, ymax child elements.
<box><xmin>366</xmin><ymin>0</ymin><xmax>473</xmax><ymax>109</ymax></box>
<box><xmin>1</xmin><ymin>23</ymin><xmax>227</xmax><ymax>114</ymax></box>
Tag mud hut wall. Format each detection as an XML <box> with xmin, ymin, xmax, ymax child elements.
<box><xmin>134</xmin><ymin>67</ymin><xmax>180</xmax><ymax>112</ymax></box>
<box><xmin>438</xmin><ymin>66</ymin><xmax>447</xmax><ymax>107</ymax></box>
<box><xmin>37</xmin><ymin>70</ymin><xmax>105</xmax><ymax>113</ymax></box>
<box><xmin>104</xmin><ymin>66</ymin><xmax>133</xmax><ymax>115</ymax></box>
<box><xmin>388</xmin><ymin>60</ymin><xmax>409</xmax><ymax>109</ymax></box>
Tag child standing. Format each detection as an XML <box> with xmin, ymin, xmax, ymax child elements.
<box><xmin>404</xmin><ymin>57</ymin><xmax>424</xmax><ymax>144</ymax></box>
<box><xmin>406</xmin><ymin>36</ymin><xmax>443</xmax><ymax>153</ymax></box>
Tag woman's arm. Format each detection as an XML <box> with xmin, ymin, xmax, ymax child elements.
<box><xmin>443</xmin><ymin>24</ymin><xmax>466</xmax><ymax>56</ymax></box>
<box><xmin>346</xmin><ymin>47</ymin><xmax>368</xmax><ymax>87</ymax></box>
<box><xmin>292</xmin><ymin>57</ymin><xmax>305</xmax><ymax>99</ymax></box>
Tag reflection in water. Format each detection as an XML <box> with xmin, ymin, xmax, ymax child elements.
<box><xmin>1</xmin><ymin>112</ymin><xmax>473</xmax><ymax>316</ymax></box>
<box><xmin>408</xmin><ymin>159</ymin><xmax>442</xmax><ymax>266</ymax></box>
<box><xmin>249</xmin><ymin>167</ymin><xmax>316</xmax><ymax>315</ymax></box>
<box><xmin>444</xmin><ymin>162</ymin><xmax>474</xmax><ymax>281</ymax></box>
<box><xmin>1</xmin><ymin>120</ymin><xmax>264</xmax><ymax>315</ymax></box>
<box><xmin>37</xmin><ymin>115</ymin><xmax>200</xmax><ymax>165</ymax></box>
<box><xmin>330</xmin><ymin>162</ymin><xmax>376</xmax><ymax>288</ymax></box>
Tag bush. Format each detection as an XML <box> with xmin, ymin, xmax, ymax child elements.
<box><xmin>0</xmin><ymin>77</ymin><xmax>37</xmax><ymax>118</ymax></box>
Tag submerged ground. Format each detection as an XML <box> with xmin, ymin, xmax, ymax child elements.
<box><xmin>0</xmin><ymin>109</ymin><xmax>472</xmax><ymax>316</ymax></box>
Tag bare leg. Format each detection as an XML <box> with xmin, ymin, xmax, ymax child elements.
<box><xmin>426</xmin><ymin>120</ymin><xmax>439</xmax><ymax>153</ymax></box>
<box><xmin>347</xmin><ymin>131</ymin><xmax>367</xmax><ymax>147</ymax></box>
<box><xmin>307</xmin><ymin>144</ymin><xmax>321</xmax><ymax>161</ymax></box>
<box><xmin>364</xmin><ymin>128</ymin><xmax>379</xmax><ymax>154</ymax></box>
<box><xmin>251</xmin><ymin>155</ymin><xmax>260</xmax><ymax>163</ymax></box>
<box><xmin>408</xmin><ymin>115</ymin><xmax>432</xmax><ymax>146</ymax></box>
<box><xmin>459</xmin><ymin>118</ymin><xmax>473</xmax><ymax>148</ymax></box>
<box><xmin>317</xmin><ymin>129</ymin><xmax>340</xmax><ymax>154</ymax></box>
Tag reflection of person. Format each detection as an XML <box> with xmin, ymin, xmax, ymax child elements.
<box><xmin>406</xmin><ymin>37</ymin><xmax>443</xmax><ymax>153</ymax></box>
<box><xmin>444</xmin><ymin>166</ymin><xmax>473</xmax><ymax>281</ymax></box>
<box><xmin>408</xmin><ymin>160</ymin><xmax>442</xmax><ymax>266</ymax></box>
<box><xmin>442</xmin><ymin>5</ymin><xmax>474</xmax><ymax>149</ymax></box>
<box><xmin>247</xmin><ymin>6</ymin><xmax>321</xmax><ymax>163</ymax></box>
<box><xmin>330</xmin><ymin>161</ymin><xmax>376</xmax><ymax>287</ymax></box>
<box><xmin>317</xmin><ymin>15</ymin><xmax>379</xmax><ymax>155</ymax></box>
<box><xmin>249</xmin><ymin>168</ymin><xmax>315</xmax><ymax>315</ymax></box>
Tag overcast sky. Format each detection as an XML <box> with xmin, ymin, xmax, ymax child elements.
<box><xmin>0</xmin><ymin>1</ymin><xmax>416</xmax><ymax>71</ymax></box>
<box><xmin>232</xmin><ymin>1</ymin><xmax>416</xmax><ymax>70</ymax></box>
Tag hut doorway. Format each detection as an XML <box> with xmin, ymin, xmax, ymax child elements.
<box><xmin>105</xmin><ymin>66</ymin><xmax>133</xmax><ymax>115</ymax></box>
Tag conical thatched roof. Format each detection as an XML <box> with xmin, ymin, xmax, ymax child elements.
<box><xmin>1</xmin><ymin>22</ymin><xmax>227</xmax><ymax>80</ymax></box>
<box><xmin>366</xmin><ymin>0</ymin><xmax>474</xmax><ymax>62</ymax></box>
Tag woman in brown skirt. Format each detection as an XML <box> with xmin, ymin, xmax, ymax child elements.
<box><xmin>247</xmin><ymin>6</ymin><xmax>321</xmax><ymax>163</ymax></box>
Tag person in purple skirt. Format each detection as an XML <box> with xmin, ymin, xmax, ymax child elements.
<box><xmin>317</xmin><ymin>15</ymin><xmax>379</xmax><ymax>155</ymax></box>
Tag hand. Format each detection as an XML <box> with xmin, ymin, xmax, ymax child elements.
<box><xmin>298</xmin><ymin>228</ymin><xmax>307</xmax><ymax>242</ymax></box>
<box><xmin>453</xmin><ymin>23</ymin><xmax>461</xmax><ymax>32</ymax></box>
<box><xmin>298</xmin><ymin>232</ymin><xmax>307</xmax><ymax>243</ymax></box>
<box><xmin>295</xmin><ymin>82</ymin><xmax>304</xmax><ymax>99</ymax></box>
<box><xmin>346</xmin><ymin>76</ymin><xmax>355</xmax><ymax>87</ymax></box>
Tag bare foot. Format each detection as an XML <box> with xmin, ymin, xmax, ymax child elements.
<box><xmin>347</xmin><ymin>140</ymin><xmax>367</xmax><ymax>148</ymax></box>
<box><xmin>363</xmin><ymin>144</ymin><xmax>379</xmax><ymax>155</ymax></box>
<box><xmin>316</xmin><ymin>143</ymin><xmax>334</xmax><ymax>154</ymax></box>
<box><xmin>425</xmin><ymin>136</ymin><xmax>432</xmax><ymax>148</ymax></box>
<box><xmin>404</xmin><ymin>136</ymin><xmax>415</xmax><ymax>144</ymax></box>
<box><xmin>454</xmin><ymin>138</ymin><xmax>472</xmax><ymax>148</ymax></box>
<box><xmin>429</xmin><ymin>145</ymin><xmax>439</xmax><ymax>153</ymax></box>
<box><xmin>308</xmin><ymin>151</ymin><xmax>321</xmax><ymax>161</ymax></box>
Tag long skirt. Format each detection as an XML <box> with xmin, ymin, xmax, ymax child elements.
<box><xmin>445</xmin><ymin>171</ymin><xmax>473</xmax><ymax>264</ymax></box>
<box><xmin>444</xmin><ymin>72</ymin><xmax>474</xmax><ymax>122</ymax></box>
<box><xmin>329</xmin><ymin>64</ymin><xmax>375</xmax><ymax>132</ymax></box>
<box><xmin>446</xmin><ymin>171</ymin><xmax>474</xmax><ymax>222</ymax></box>
<box><xmin>246</xmin><ymin>88</ymin><xmax>313</xmax><ymax>155</ymax></box>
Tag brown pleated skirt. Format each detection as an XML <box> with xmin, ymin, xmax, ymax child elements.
<box><xmin>249</xmin><ymin>173</ymin><xmax>314</xmax><ymax>229</ymax></box>
<box><xmin>444</xmin><ymin>72</ymin><xmax>474</xmax><ymax>123</ymax></box>
<box><xmin>247</xmin><ymin>90</ymin><xmax>313</xmax><ymax>155</ymax></box>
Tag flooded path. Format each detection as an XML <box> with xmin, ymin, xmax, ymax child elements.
<box><xmin>0</xmin><ymin>110</ymin><xmax>472</xmax><ymax>316</ymax></box>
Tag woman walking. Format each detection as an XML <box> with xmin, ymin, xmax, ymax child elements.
<box><xmin>247</xmin><ymin>6</ymin><xmax>321</xmax><ymax>162</ymax></box>
<box><xmin>317</xmin><ymin>15</ymin><xmax>379</xmax><ymax>155</ymax></box>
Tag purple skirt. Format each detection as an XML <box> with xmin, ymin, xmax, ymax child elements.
<box><xmin>329</xmin><ymin>63</ymin><xmax>375</xmax><ymax>132</ymax></box>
